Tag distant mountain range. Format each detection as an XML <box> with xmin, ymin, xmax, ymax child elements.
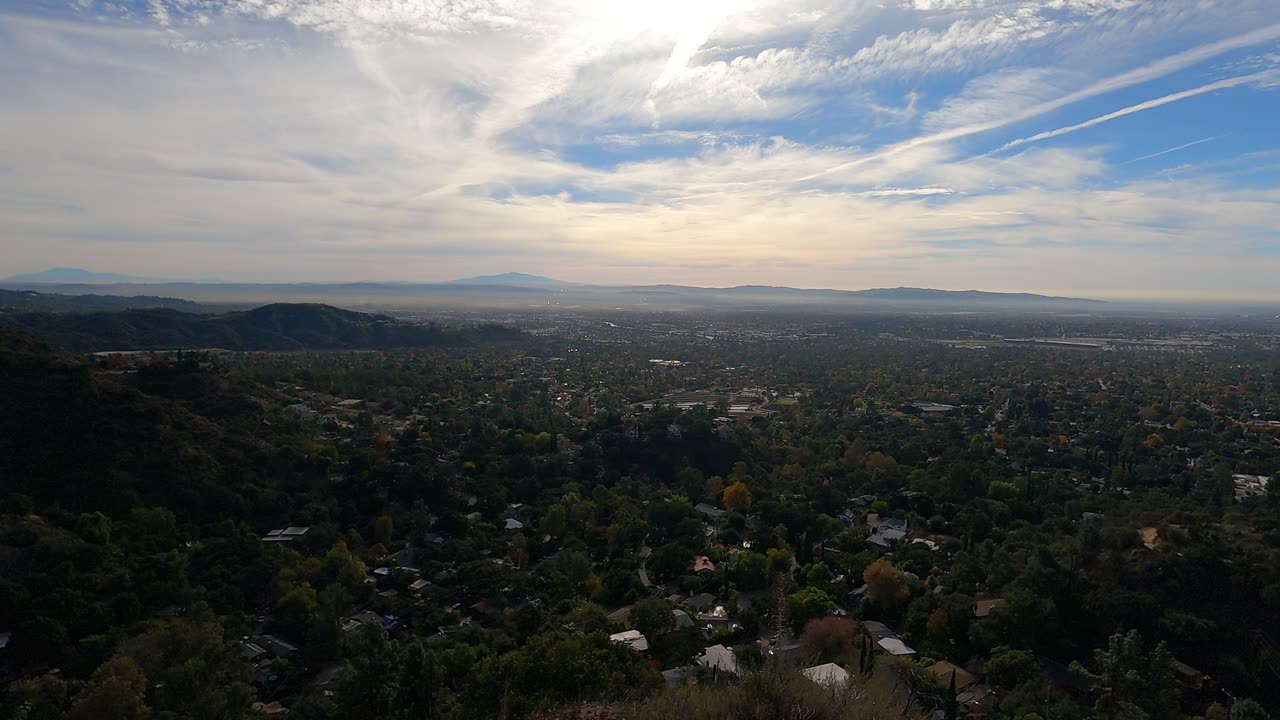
<box><xmin>2</xmin><ymin>267</ymin><xmax>166</xmax><ymax>284</ymax></box>
<box><xmin>0</xmin><ymin>269</ymin><xmax>1109</xmax><ymax>311</ymax></box>
<box><xmin>4</xmin><ymin>303</ymin><xmax>526</xmax><ymax>353</ymax></box>
<box><xmin>450</xmin><ymin>272</ymin><xmax>565</xmax><ymax>285</ymax></box>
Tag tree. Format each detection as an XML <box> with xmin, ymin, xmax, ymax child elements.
<box><xmin>73</xmin><ymin>511</ymin><xmax>111</xmax><ymax>545</ymax></box>
<box><xmin>786</xmin><ymin>587</ymin><xmax>836</xmax><ymax>634</ymax></box>
<box><xmin>732</xmin><ymin>551</ymin><xmax>769</xmax><ymax>590</ymax></box>
<box><xmin>631</xmin><ymin>597</ymin><xmax>676</xmax><ymax>642</ymax></box>
<box><xmin>337</xmin><ymin>625</ymin><xmax>400</xmax><ymax>720</ymax></box>
<box><xmin>275</xmin><ymin>583</ymin><xmax>319</xmax><ymax>638</ymax></box>
<box><xmin>803</xmin><ymin>562</ymin><xmax>832</xmax><ymax>589</ymax></box>
<box><xmin>65</xmin><ymin>657</ymin><xmax>149</xmax><ymax>720</ymax></box>
<box><xmin>393</xmin><ymin>640</ymin><xmax>444</xmax><ymax>720</ymax></box>
<box><xmin>373</xmin><ymin>515</ymin><xmax>394</xmax><ymax>546</ymax></box>
<box><xmin>120</xmin><ymin>614</ymin><xmax>253</xmax><ymax>720</ymax></box>
<box><xmin>765</xmin><ymin>548</ymin><xmax>793</xmax><ymax>577</ymax></box>
<box><xmin>703</xmin><ymin>475</ymin><xmax>725</xmax><ymax>502</ymax></box>
<box><xmin>6</xmin><ymin>674</ymin><xmax>69</xmax><ymax>720</ymax></box>
<box><xmin>945</xmin><ymin>670</ymin><xmax>958</xmax><ymax>720</ymax></box>
<box><xmin>723</xmin><ymin>481</ymin><xmax>753</xmax><ymax>514</ymax></box>
<box><xmin>863</xmin><ymin>558</ymin><xmax>909</xmax><ymax>611</ymax></box>
<box><xmin>607</xmin><ymin>510</ymin><xmax>648</xmax><ymax>552</ymax></box>
<box><xmin>466</xmin><ymin>631</ymin><xmax>661</xmax><ymax>718</ymax></box>
<box><xmin>1230</xmin><ymin>699</ymin><xmax>1271</xmax><ymax>720</ymax></box>
<box><xmin>985</xmin><ymin>647</ymin><xmax>1039</xmax><ymax>688</ymax></box>
<box><xmin>1073</xmin><ymin>630</ymin><xmax>1177</xmax><ymax>720</ymax></box>
<box><xmin>541</xmin><ymin>504</ymin><xmax>567</xmax><ymax>538</ymax></box>
<box><xmin>799</xmin><ymin>616</ymin><xmax>860</xmax><ymax>663</ymax></box>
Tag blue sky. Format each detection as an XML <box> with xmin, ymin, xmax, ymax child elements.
<box><xmin>1</xmin><ymin>0</ymin><xmax>1279</xmax><ymax>299</ymax></box>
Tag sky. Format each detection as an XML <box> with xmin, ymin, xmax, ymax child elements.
<box><xmin>1</xmin><ymin>0</ymin><xmax>1279</xmax><ymax>300</ymax></box>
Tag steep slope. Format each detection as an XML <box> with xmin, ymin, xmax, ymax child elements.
<box><xmin>0</xmin><ymin>324</ymin><xmax>301</xmax><ymax>519</ymax></box>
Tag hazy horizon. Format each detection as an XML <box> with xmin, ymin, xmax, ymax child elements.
<box><xmin>2</xmin><ymin>1</ymin><xmax>1280</xmax><ymax>301</ymax></box>
<box><xmin>6</xmin><ymin>266</ymin><xmax>1280</xmax><ymax>305</ymax></box>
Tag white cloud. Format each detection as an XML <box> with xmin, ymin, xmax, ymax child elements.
<box><xmin>1</xmin><ymin>2</ymin><xmax>1279</xmax><ymax>298</ymax></box>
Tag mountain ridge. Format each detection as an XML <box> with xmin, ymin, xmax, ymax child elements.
<box><xmin>3</xmin><ymin>267</ymin><xmax>166</xmax><ymax>283</ymax></box>
<box><xmin>450</xmin><ymin>272</ymin><xmax>566</xmax><ymax>285</ymax></box>
<box><xmin>5</xmin><ymin>302</ymin><xmax>526</xmax><ymax>353</ymax></box>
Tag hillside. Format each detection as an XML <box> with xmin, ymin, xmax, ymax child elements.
<box><xmin>5</xmin><ymin>302</ymin><xmax>526</xmax><ymax>352</ymax></box>
<box><xmin>0</xmin><ymin>323</ymin><xmax>295</xmax><ymax>517</ymax></box>
<box><xmin>0</xmin><ymin>287</ymin><xmax>213</xmax><ymax>313</ymax></box>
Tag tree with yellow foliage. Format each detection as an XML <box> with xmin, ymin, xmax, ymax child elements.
<box><xmin>723</xmin><ymin>481</ymin><xmax>753</xmax><ymax>513</ymax></box>
<box><xmin>863</xmin><ymin>558</ymin><xmax>909</xmax><ymax>611</ymax></box>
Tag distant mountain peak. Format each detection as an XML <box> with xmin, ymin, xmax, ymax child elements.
<box><xmin>3</xmin><ymin>267</ymin><xmax>160</xmax><ymax>284</ymax></box>
<box><xmin>449</xmin><ymin>272</ymin><xmax>564</xmax><ymax>286</ymax></box>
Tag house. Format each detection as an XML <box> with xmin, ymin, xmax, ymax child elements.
<box><xmin>911</xmin><ymin>401</ymin><xmax>956</xmax><ymax>413</ymax></box>
<box><xmin>957</xmin><ymin>684</ymin><xmax>998</xmax><ymax>715</ymax></box>
<box><xmin>877</xmin><ymin>638</ymin><xmax>916</xmax><ymax>656</ymax></box>
<box><xmin>409</xmin><ymin>578</ymin><xmax>430</xmax><ymax>594</ymax></box>
<box><xmin>688</xmin><ymin>557</ymin><xmax>716</xmax><ymax>574</ymax></box>
<box><xmin>685</xmin><ymin>593</ymin><xmax>717</xmax><ymax>612</ymax></box>
<box><xmin>698</xmin><ymin>606</ymin><xmax>736</xmax><ymax>632</ymax></box>
<box><xmin>973</xmin><ymin>599</ymin><xmax>1004</xmax><ymax>618</ymax></box>
<box><xmin>609</xmin><ymin>630</ymin><xmax>650</xmax><ymax>652</ymax></box>
<box><xmin>695</xmin><ymin>503</ymin><xmax>726</xmax><ymax>520</ymax></box>
<box><xmin>926</xmin><ymin>661</ymin><xmax>977</xmax><ymax>690</ymax></box>
<box><xmin>672</xmin><ymin>609</ymin><xmax>697</xmax><ymax>631</ymax></box>
<box><xmin>261</xmin><ymin>526</ymin><xmax>310</xmax><ymax>543</ymax></box>
<box><xmin>252</xmin><ymin>635</ymin><xmax>300</xmax><ymax>660</ymax></box>
<box><xmin>861</xmin><ymin>620</ymin><xmax>895</xmax><ymax>643</ymax></box>
<box><xmin>0</xmin><ymin>632</ymin><xmax>10</xmax><ymax>650</ymax></box>
<box><xmin>851</xmin><ymin>494</ymin><xmax>878</xmax><ymax>507</ymax></box>
<box><xmin>240</xmin><ymin>642</ymin><xmax>268</xmax><ymax>663</ymax></box>
<box><xmin>1171</xmin><ymin>658</ymin><xmax>1212</xmax><ymax>696</ymax></box>
<box><xmin>607</xmin><ymin>605</ymin><xmax>633</xmax><ymax>623</ymax></box>
<box><xmin>768</xmin><ymin>639</ymin><xmax>805</xmax><ymax>663</ymax></box>
<box><xmin>251</xmin><ymin>702</ymin><xmax>288</xmax><ymax>715</ymax></box>
<box><xmin>389</xmin><ymin>546</ymin><xmax>420</xmax><ymax>570</ymax></box>
<box><xmin>697</xmin><ymin>644</ymin><xmax>740</xmax><ymax>675</ymax></box>
<box><xmin>1232</xmin><ymin>474</ymin><xmax>1270</xmax><ymax>501</ymax></box>
<box><xmin>867</xmin><ymin>514</ymin><xmax>907</xmax><ymax>533</ymax></box>
<box><xmin>343</xmin><ymin>610</ymin><xmax>397</xmax><ymax>635</ymax></box>
<box><xmin>868</xmin><ymin>528</ymin><xmax>906</xmax><ymax>548</ymax></box>
<box><xmin>504</xmin><ymin>518</ymin><xmax>525</xmax><ymax>531</ymax></box>
<box><xmin>803</xmin><ymin>662</ymin><xmax>851</xmax><ymax>689</ymax></box>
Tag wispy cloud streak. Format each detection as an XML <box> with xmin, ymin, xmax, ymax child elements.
<box><xmin>997</xmin><ymin>73</ymin><xmax>1273</xmax><ymax>152</ymax></box>
<box><xmin>1121</xmin><ymin>136</ymin><xmax>1220</xmax><ymax>165</ymax></box>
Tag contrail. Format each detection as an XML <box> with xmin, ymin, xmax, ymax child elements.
<box><xmin>795</xmin><ymin>23</ymin><xmax>1280</xmax><ymax>182</ymax></box>
<box><xmin>996</xmin><ymin>73</ymin><xmax>1270</xmax><ymax>153</ymax></box>
<box><xmin>1121</xmin><ymin>135</ymin><xmax>1220</xmax><ymax>165</ymax></box>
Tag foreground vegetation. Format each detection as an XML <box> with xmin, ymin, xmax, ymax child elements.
<box><xmin>1</xmin><ymin>310</ymin><xmax>1277</xmax><ymax>719</ymax></box>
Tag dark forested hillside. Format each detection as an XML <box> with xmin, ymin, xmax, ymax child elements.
<box><xmin>5</xmin><ymin>303</ymin><xmax>525</xmax><ymax>352</ymax></box>
<box><xmin>0</xmin><ymin>324</ymin><xmax>310</xmax><ymax>519</ymax></box>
